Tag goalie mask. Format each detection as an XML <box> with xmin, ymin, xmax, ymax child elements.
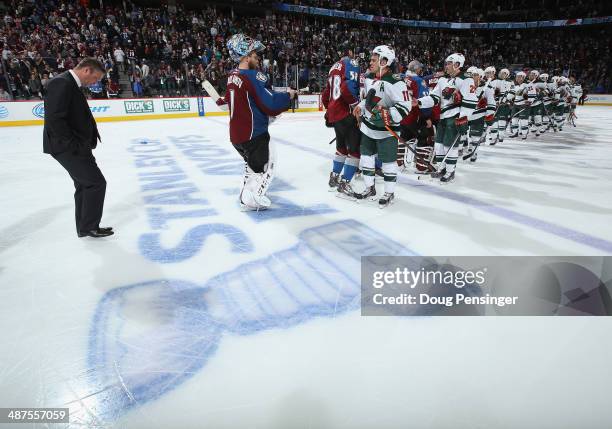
<box><xmin>227</xmin><ymin>34</ymin><xmax>265</xmax><ymax>62</ymax></box>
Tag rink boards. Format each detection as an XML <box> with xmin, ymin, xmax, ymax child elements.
<box><xmin>1</xmin><ymin>93</ymin><xmax>609</xmax><ymax>127</ymax></box>
<box><xmin>0</xmin><ymin>94</ymin><xmax>323</xmax><ymax>127</ymax></box>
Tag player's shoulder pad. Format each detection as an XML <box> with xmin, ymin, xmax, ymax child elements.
<box><xmin>255</xmin><ymin>71</ymin><xmax>267</xmax><ymax>83</ymax></box>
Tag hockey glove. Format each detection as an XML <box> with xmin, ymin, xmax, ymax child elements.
<box><xmin>455</xmin><ymin>116</ymin><xmax>468</xmax><ymax>127</ymax></box>
<box><xmin>485</xmin><ymin>114</ymin><xmax>495</xmax><ymax>125</ymax></box>
<box><xmin>453</xmin><ymin>90</ymin><xmax>462</xmax><ymax>105</ymax></box>
<box><xmin>442</xmin><ymin>87</ymin><xmax>454</xmax><ymax>100</ymax></box>
<box><xmin>324</xmin><ymin>112</ymin><xmax>333</xmax><ymax>128</ymax></box>
<box><xmin>455</xmin><ymin>116</ymin><xmax>468</xmax><ymax>134</ymax></box>
<box><xmin>380</xmin><ymin>107</ymin><xmax>393</xmax><ymax>128</ymax></box>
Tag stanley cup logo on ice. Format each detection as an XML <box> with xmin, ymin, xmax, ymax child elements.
<box><xmin>87</xmin><ymin>221</ymin><xmax>410</xmax><ymax>419</ymax></box>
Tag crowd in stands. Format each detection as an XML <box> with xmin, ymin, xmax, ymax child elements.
<box><xmin>294</xmin><ymin>0</ymin><xmax>612</xmax><ymax>22</ymax></box>
<box><xmin>0</xmin><ymin>0</ymin><xmax>610</xmax><ymax>101</ymax></box>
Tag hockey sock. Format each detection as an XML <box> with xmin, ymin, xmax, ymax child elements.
<box><xmin>488</xmin><ymin>123</ymin><xmax>498</xmax><ymax>142</ymax></box>
<box><xmin>333</xmin><ymin>150</ymin><xmax>347</xmax><ymax>174</ymax></box>
<box><xmin>519</xmin><ymin>119</ymin><xmax>529</xmax><ymax>138</ymax></box>
<box><xmin>511</xmin><ymin>117</ymin><xmax>519</xmax><ymax>134</ymax></box>
<box><xmin>342</xmin><ymin>155</ymin><xmax>360</xmax><ymax>182</ymax></box>
<box><xmin>445</xmin><ymin>146</ymin><xmax>459</xmax><ymax>173</ymax></box>
<box><xmin>375</xmin><ymin>157</ymin><xmax>382</xmax><ymax>169</ymax></box>
<box><xmin>434</xmin><ymin>142</ymin><xmax>446</xmax><ymax>168</ymax></box>
<box><xmin>534</xmin><ymin>115</ymin><xmax>542</xmax><ymax>131</ymax></box>
<box><xmin>382</xmin><ymin>162</ymin><xmax>398</xmax><ymax>194</ymax></box>
<box><xmin>498</xmin><ymin>120</ymin><xmax>507</xmax><ymax>140</ymax></box>
<box><xmin>360</xmin><ymin>155</ymin><xmax>376</xmax><ymax>187</ymax></box>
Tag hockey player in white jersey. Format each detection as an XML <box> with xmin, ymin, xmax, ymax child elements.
<box><xmin>415</xmin><ymin>53</ymin><xmax>470</xmax><ymax>183</ymax></box>
<box><xmin>488</xmin><ymin>68</ymin><xmax>513</xmax><ymax>144</ymax></box>
<box><xmin>569</xmin><ymin>76</ymin><xmax>582</xmax><ymax>123</ymax></box>
<box><xmin>554</xmin><ymin>76</ymin><xmax>571</xmax><ymax>130</ymax></box>
<box><xmin>539</xmin><ymin>73</ymin><xmax>555</xmax><ymax>132</ymax></box>
<box><xmin>508</xmin><ymin>71</ymin><xmax>529</xmax><ymax>139</ymax></box>
<box><xmin>352</xmin><ymin>45</ymin><xmax>412</xmax><ymax>208</ymax></box>
<box><xmin>525</xmin><ymin>70</ymin><xmax>546</xmax><ymax>136</ymax></box>
<box><xmin>465</xmin><ymin>67</ymin><xmax>496</xmax><ymax>162</ymax></box>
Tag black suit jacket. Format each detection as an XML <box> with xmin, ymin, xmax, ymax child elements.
<box><xmin>43</xmin><ymin>71</ymin><xmax>101</xmax><ymax>155</ymax></box>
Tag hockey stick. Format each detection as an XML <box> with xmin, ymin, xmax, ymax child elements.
<box><xmin>328</xmin><ymin>137</ymin><xmax>337</xmax><ymax>145</ymax></box>
<box><xmin>541</xmin><ymin>103</ymin><xmax>558</xmax><ymax>132</ymax></box>
<box><xmin>509</xmin><ymin>107</ymin><xmax>528</xmax><ymax>121</ymax></box>
<box><xmin>203</xmin><ymin>79</ymin><xmax>222</xmax><ymax>102</ymax></box>
<box><xmin>438</xmin><ymin>130</ymin><xmax>463</xmax><ymax>168</ymax></box>
<box><xmin>462</xmin><ymin>131</ymin><xmax>488</xmax><ymax>160</ymax></box>
<box><xmin>384</xmin><ymin>124</ymin><xmax>436</xmax><ymax>172</ymax></box>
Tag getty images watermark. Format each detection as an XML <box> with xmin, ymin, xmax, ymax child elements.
<box><xmin>361</xmin><ymin>256</ymin><xmax>612</xmax><ymax>316</ymax></box>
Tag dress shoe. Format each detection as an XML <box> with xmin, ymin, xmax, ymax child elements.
<box><xmin>78</xmin><ymin>228</ymin><xmax>115</xmax><ymax>238</ymax></box>
<box><xmin>98</xmin><ymin>226</ymin><xmax>113</xmax><ymax>232</ymax></box>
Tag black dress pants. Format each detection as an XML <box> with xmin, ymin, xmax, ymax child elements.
<box><xmin>52</xmin><ymin>148</ymin><xmax>106</xmax><ymax>234</ymax></box>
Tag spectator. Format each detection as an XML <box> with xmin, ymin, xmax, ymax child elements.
<box><xmin>114</xmin><ymin>46</ymin><xmax>126</xmax><ymax>72</ymax></box>
<box><xmin>0</xmin><ymin>86</ymin><xmax>10</xmax><ymax>100</ymax></box>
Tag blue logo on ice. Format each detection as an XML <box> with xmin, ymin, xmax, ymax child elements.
<box><xmin>0</xmin><ymin>105</ymin><xmax>8</xmax><ymax>119</ymax></box>
<box><xmin>87</xmin><ymin>220</ymin><xmax>416</xmax><ymax>421</ymax></box>
<box><xmin>32</xmin><ymin>103</ymin><xmax>45</xmax><ymax>118</ymax></box>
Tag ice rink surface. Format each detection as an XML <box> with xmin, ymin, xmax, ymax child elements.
<box><xmin>1</xmin><ymin>107</ymin><xmax>612</xmax><ymax>428</ymax></box>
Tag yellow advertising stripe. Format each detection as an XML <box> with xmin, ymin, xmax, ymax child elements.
<box><xmin>0</xmin><ymin>119</ymin><xmax>44</xmax><ymax>127</ymax></box>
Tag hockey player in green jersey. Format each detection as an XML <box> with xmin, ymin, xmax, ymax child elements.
<box><xmin>415</xmin><ymin>53</ymin><xmax>472</xmax><ymax>183</ymax></box>
<box><xmin>352</xmin><ymin>45</ymin><xmax>412</xmax><ymax>208</ymax></box>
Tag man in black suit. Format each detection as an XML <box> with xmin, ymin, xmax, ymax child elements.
<box><xmin>43</xmin><ymin>58</ymin><xmax>114</xmax><ymax>238</ymax></box>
